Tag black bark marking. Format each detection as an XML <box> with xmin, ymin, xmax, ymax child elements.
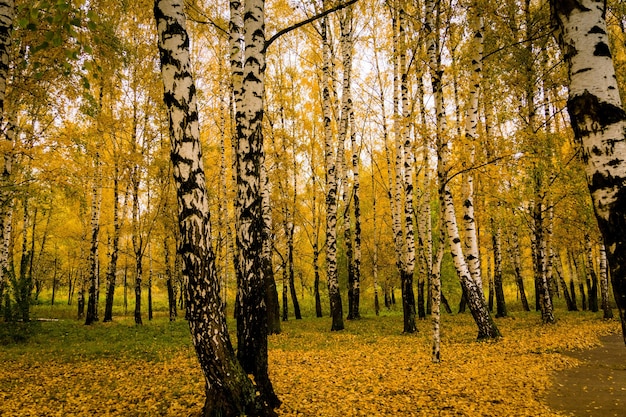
<box><xmin>555</xmin><ymin>0</ymin><xmax>591</xmax><ymax>17</ymax></box>
<box><xmin>594</xmin><ymin>41</ymin><xmax>611</xmax><ymax>57</ymax></box>
<box><xmin>589</xmin><ymin>25</ymin><xmax>606</xmax><ymax>34</ymax></box>
<box><xmin>568</xmin><ymin>91</ymin><xmax>626</xmax><ymax>137</ymax></box>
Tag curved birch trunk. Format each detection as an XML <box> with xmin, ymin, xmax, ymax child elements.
<box><xmin>551</xmin><ymin>0</ymin><xmax>626</xmax><ymax>341</ymax></box>
<box><xmin>427</xmin><ymin>0</ymin><xmax>499</xmax><ymax>339</ymax></box>
<box><xmin>154</xmin><ymin>2</ymin><xmax>259</xmax><ymax>415</ymax></box>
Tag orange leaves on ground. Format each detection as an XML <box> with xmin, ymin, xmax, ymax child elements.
<box><xmin>0</xmin><ymin>313</ymin><xmax>619</xmax><ymax>416</ymax></box>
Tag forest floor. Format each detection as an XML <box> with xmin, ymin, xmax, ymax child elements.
<box><xmin>544</xmin><ymin>333</ymin><xmax>626</xmax><ymax>417</ymax></box>
<box><xmin>0</xmin><ymin>306</ymin><xmax>622</xmax><ymax>416</ymax></box>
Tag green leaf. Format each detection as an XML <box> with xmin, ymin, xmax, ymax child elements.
<box><xmin>17</xmin><ymin>17</ymin><xmax>29</xmax><ymax>29</ymax></box>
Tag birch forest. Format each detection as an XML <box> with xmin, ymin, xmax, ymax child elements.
<box><xmin>1</xmin><ymin>0</ymin><xmax>626</xmax><ymax>414</ymax></box>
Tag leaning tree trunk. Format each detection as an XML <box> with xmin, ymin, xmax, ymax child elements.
<box><xmin>154</xmin><ymin>1</ymin><xmax>259</xmax><ymax>415</ymax></box>
<box><xmin>427</xmin><ymin>0</ymin><xmax>499</xmax><ymax>340</ymax></box>
<box><xmin>551</xmin><ymin>0</ymin><xmax>626</xmax><ymax>343</ymax></box>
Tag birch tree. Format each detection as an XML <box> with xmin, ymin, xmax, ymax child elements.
<box><xmin>551</xmin><ymin>0</ymin><xmax>626</xmax><ymax>342</ymax></box>
<box><xmin>0</xmin><ymin>0</ymin><xmax>14</xmax><ymax>308</ymax></box>
<box><xmin>426</xmin><ymin>0</ymin><xmax>500</xmax><ymax>339</ymax></box>
<box><xmin>231</xmin><ymin>0</ymin><xmax>280</xmax><ymax>408</ymax></box>
<box><xmin>320</xmin><ymin>9</ymin><xmax>344</xmax><ymax>331</ymax></box>
<box><xmin>154</xmin><ymin>1</ymin><xmax>261</xmax><ymax>414</ymax></box>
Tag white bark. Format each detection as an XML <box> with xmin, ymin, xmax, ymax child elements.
<box><xmin>552</xmin><ymin>0</ymin><xmax>626</xmax><ymax>340</ymax></box>
<box><xmin>461</xmin><ymin>4</ymin><xmax>484</xmax><ymax>292</ymax></box>
<box><xmin>320</xmin><ymin>11</ymin><xmax>344</xmax><ymax>331</ymax></box>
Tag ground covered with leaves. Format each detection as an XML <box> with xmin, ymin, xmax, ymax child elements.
<box><xmin>0</xmin><ymin>310</ymin><xmax>619</xmax><ymax>416</ymax></box>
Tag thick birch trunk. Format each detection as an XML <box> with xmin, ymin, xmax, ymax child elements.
<box><xmin>0</xmin><ymin>1</ymin><xmax>13</xmax><ymax>295</ymax></box>
<box><xmin>321</xmin><ymin>13</ymin><xmax>344</xmax><ymax>331</ymax></box>
<box><xmin>0</xmin><ymin>117</ymin><xmax>15</xmax><ymax>299</ymax></box>
<box><xmin>154</xmin><ymin>2</ymin><xmax>260</xmax><ymax>415</ymax></box>
<box><xmin>0</xmin><ymin>0</ymin><xmax>13</xmax><ymax>121</ymax></box>
<box><xmin>233</xmin><ymin>0</ymin><xmax>280</xmax><ymax>408</ymax></box>
<box><xmin>552</xmin><ymin>0</ymin><xmax>626</xmax><ymax>341</ymax></box>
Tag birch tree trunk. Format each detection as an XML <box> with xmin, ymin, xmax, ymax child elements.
<box><xmin>0</xmin><ymin>117</ymin><xmax>14</xmax><ymax>304</ymax></box>
<box><xmin>553</xmin><ymin>249</ymin><xmax>577</xmax><ymax>311</ymax></box>
<box><xmin>0</xmin><ymin>0</ymin><xmax>12</xmax><ymax>121</ymax></box>
<box><xmin>321</xmin><ymin>11</ymin><xmax>344</xmax><ymax>331</ymax></box>
<box><xmin>599</xmin><ymin>243</ymin><xmax>614</xmax><ymax>319</ymax></box>
<box><xmin>426</xmin><ymin>0</ymin><xmax>499</xmax><ymax>339</ymax></box>
<box><xmin>399</xmin><ymin>4</ymin><xmax>416</xmax><ymax>333</ymax></box>
<box><xmin>462</xmin><ymin>1</ymin><xmax>484</xmax><ymax>292</ymax></box>
<box><xmin>261</xmin><ymin>163</ymin><xmax>281</xmax><ymax>332</ymax></box>
<box><xmin>85</xmin><ymin>154</ymin><xmax>101</xmax><ymax>325</ymax></box>
<box><xmin>509</xmin><ymin>227</ymin><xmax>531</xmax><ymax>311</ymax></box>
<box><xmin>233</xmin><ymin>0</ymin><xmax>280</xmax><ymax>408</ymax></box>
<box><xmin>491</xmin><ymin>219</ymin><xmax>507</xmax><ymax>318</ymax></box>
<box><xmin>0</xmin><ymin>2</ymin><xmax>13</xmax><ymax>298</ymax></box>
<box><xmin>431</xmin><ymin>217</ymin><xmax>445</xmax><ymax>363</ymax></box>
<box><xmin>533</xmin><ymin>201</ymin><xmax>555</xmax><ymax>323</ymax></box>
<box><xmin>311</xmin><ymin>146</ymin><xmax>323</xmax><ymax>318</ymax></box>
<box><xmin>551</xmin><ymin>0</ymin><xmax>626</xmax><ymax>341</ymax></box>
<box><xmin>154</xmin><ymin>1</ymin><xmax>260</xmax><ymax>415</ymax></box>
<box><xmin>103</xmin><ymin>160</ymin><xmax>121</xmax><ymax>322</ymax></box>
<box><xmin>584</xmin><ymin>234</ymin><xmax>599</xmax><ymax>312</ymax></box>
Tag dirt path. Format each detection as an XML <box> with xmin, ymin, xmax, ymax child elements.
<box><xmin>544</xmin><ymin>334</ymin><xmax>626</xmax><ymax>417</ymax></box>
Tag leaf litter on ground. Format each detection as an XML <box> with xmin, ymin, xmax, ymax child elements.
<box><xmin>0</xmin><ymin>311</ymin><xmax>619</xmax><ymax>416</ymax></box>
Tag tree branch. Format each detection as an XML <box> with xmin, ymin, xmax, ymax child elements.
<box><xmin>264</xmin><ymin>0</ymin><xmax>359</xmax><ymax>52</ymax></box>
